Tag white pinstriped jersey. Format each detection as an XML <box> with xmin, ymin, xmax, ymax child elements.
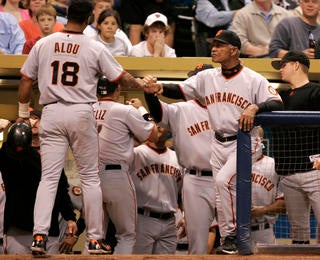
<box><xmin>158</xmin><ymin>100</ymin><xmax>213</xmax><ymax>170</ymax></box>
<box><xmin>131</xmin><ymin>144</ymin><xmax>183</xmax><ymax>213</ymax></box>
<box><xmin>251</xmin><ymin>154</ymin><xmax>283</xmax><ymax>225</ymax></box>
<box><xmin>179</xmin><ymin>67</ymin><xmax>282</xmax><ymax>136</ymax></box>
<box><xmin>20</xmin><ymin>32</ymin><xmax>123</xmax><ymax>105</ymax></box>
<box><xmin>99</xmin><ymin>101</ymin><xmax>156</xmax><ymax>167</ymax></box>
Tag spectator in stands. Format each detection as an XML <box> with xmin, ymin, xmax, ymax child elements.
<box><xmin>0</xmin><ymin>0</ymin><xmax>30</xmax><ymax>22</ymax></box>
<box><xmin>269</xmin><ymin>0</ymin><xmax>320</xmax><ymax>58</ymax></box>
<box><xmin>51</xmin><ymin>0</ymin><xmax>68</xmax><ymax>19</ymax></box>
<box><xmin>130</xmin><ymin>12</ymin><xmax>176</xmax><ymax>57</ymax></box>
<box><xmin>230</xmin><ymin>0</ymin><xmax>290</xmax><ymax>58</ymax></box>
<box><xmin>274</xmin><ymin>0</ymin><xmax>299</xmax><ymax>10</ymax></box>
<box><xmin>120</xmin><ymin>0</ymin><xmax>176</xmax><ymax>47</ymax></box>
<box><xmin>194</xmin><ymin>0</ymin><xmax>250</xmax><ymax>57</ymax></box>
<box><xmin>94</xmin><ymin>9</ymin><xmax>131</xmax><ymax>56</ymax></box>
<box><xmin>19</xmin><ymin>0</ymin><xmax>64</xmax><ymax>41</ymax></box>
<box><xmin>271</xmin><ymin>51</ymin><xmax>320</xmax><ymax>244</ymax></box>
<box><xmin>83</xmin><ymin>0</ymin><xmax>132</xmax><ymax>54</ymax></box>
<box><xmin>292</xmin><ymin>4</ymin><xmax>320</xmax><ymax>24</ymax></box>
<box><xmin>0</xmin><ymin>12</ymin><xmax>25</xmax><ymax>54</ymax></box>
<box><xmin>22</xmin><ymin>4</ymin><xmax>56</xmax><ymax>54</ymax></box>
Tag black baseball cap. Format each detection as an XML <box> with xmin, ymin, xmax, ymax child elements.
<box><xmin>212</xmin><ymin>30</ymin><xmax>241</xmax><ymax>50</ymax></box>
<box><xmin>187</xmin><ymin>64</ymin><xmax>214</xmax><ymax>77</ymax></box>
<box><xmin>271</xmin><ymin>51</ymin><xmax>310</xmax><ymax>70</ymax></box>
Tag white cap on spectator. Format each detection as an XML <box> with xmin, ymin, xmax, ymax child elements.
<box><xmin>145</xmin><ymin>12</ymin><xmax>168</xmax><ymax>27</ymax></box>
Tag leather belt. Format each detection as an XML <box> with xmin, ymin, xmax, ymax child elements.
<box><xmin>138</xmin><ymin>207</ymin><xmax>174</xmax><ymax>220</ymax></box>
<box><xmin>43</xmin><ymin>101</ymin><xmax>58</xmax><ymax>107</ymax></box>
<box><xmin>105</xmin><ymin>164</ymin><xmax>121</xmax><ymax>170</ymax></box>
<box><xmin>251</xmin><ymin>223</ymin><xmax>270</xmax><ymax>231</ymax></box>
<box><xmin>215</xmin><ymin>133</ymin><xmax>237</xmax><ymax>142</ymax></box>
<box><xmin>189</xmin><ymin>169</ymin><xmax>212</xmax><ymax>176</ymax></box>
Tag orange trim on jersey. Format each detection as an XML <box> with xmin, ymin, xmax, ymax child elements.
<box><xmin>177</xmin><ymin>84</ymin><xmax>187</xmax><ymax>101</ymax></box>
<box><xmin>228</xmin><ymin>173</ymin><xmax>237</xmax><ymax>229</ymax></box>
<box><xmin>112</xmin><ymin>70</ymin><xmax>125</xmax><ymax>82</ymax></box>
<box><xmin>20</xmin><ymin>71</ymin><xmax>33</xmax><ymax>80</ymax></box>
<box><xmin>193</xmin><ymin>99</ymin><xmax>207</xmax><ymax>109</ymax></box>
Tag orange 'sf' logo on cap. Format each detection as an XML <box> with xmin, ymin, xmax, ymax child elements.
<box><xmin>216</xmin><ymin>30</ymin><xmax>223</xmax><ymax>36</ymax></box>
<box><xmin>196</xmin><ymin>64</ymin><xmax>204</xmax><ymax>70</ymax></box>
<box><xmin>155</xmin><ymin>14</ymin><xmax>160</xmax><ymax>18</ymax></box>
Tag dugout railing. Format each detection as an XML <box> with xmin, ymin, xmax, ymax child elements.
<box><xmin>237</xmin><ymin>111</ymin><xmax>320</xmax><ymax>255</ymax></box>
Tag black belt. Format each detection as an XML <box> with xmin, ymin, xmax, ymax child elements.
<box><xmin>215</xmin><ymin>133</ymin><xmax>237</xmax><ymax>142</ymax></box>
<box><xmin>251</xmin><ymin>223</ymin><xmax>270</xmax><ymax>231</ymax></box>
<box><xmin>105</xmin><ymin>164</ymin><xmax>121</xmax><ymax>170</ymax></box>
<box><xmin>138</xmin><ymin>207</ymin><xmax>174</xmax><ymax>220</ymax></box>
<box><xmin>43</xmin><ymin>101</ymin><xmax>58</xmax><ymax>107</ymax></box>
<box><xmin>176</xmin><ymin>243</ymin><xmax>188</xmax><ymax>250</ymax></box>
<box><xmin>189</xmin><ymin>169</ymin><xmax>212</xmax><ymax>176</ymax></box>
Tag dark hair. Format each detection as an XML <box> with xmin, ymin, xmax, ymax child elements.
<box><xmin>97</xmin><ymin>9</ymin><xmax>121</xmax><ymax>29</ymax></box>
<box><xmin>143</xmin><ymin>21</ymin><xmax>168</xmax><ymax>37</ymax></box>
<box><xmin>67</xmin><ymin>0</ymin><xmax>93</xmax><ymax>24</ymax></box>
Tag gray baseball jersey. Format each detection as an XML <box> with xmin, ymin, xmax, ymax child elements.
<box><xmin>178</xmin><ymin>67</ymin><xmax>281</xmax><ymax>239</ymax></box>
<box><xmin>20</xmin><ymin>31</ymin><xmax>124</xmax><ymax>243</ymax></box>
<box><xmin>99</xmin><ymin>101</ymin><xmax>157</xmax><ymax>254</ymax></box>
<box><xmin>157</xmin><ymin>99</ymin><xmax>216</xmax><ymax>254</ymax></box>
<box><xmin>131</xmin><ymin>144</ymin><xmax>183</xmax><ymax>254</ymax></box>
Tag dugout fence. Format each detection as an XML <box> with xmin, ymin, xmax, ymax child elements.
<box><xmin>237</xmin><ymin>111</ymin><xmax>320</xmax><ymax>255</ymax></box>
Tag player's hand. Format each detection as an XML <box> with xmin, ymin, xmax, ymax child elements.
<box><xmin>238</xmin><ymin>104</ymin><xmax>259</xmax><ymax>132</ymax></box>
<box><xmin>142</xmin><ymin>75</ymin><xmax>157</xmax><ymax>87</ymax></box>
<box><xmin>251</xmin><ymin>205</ymin><xmax>265</xmax><ymax>217</ymax></box>
<box><xmin>144</xmin><ymin>83</ymin><xmax>163</xmax><ymax>95</ymax></box>
<box><xmin>176</xmin><ymin>217</ymin><xmax>187</xmax><ymax>239</ymax></box>
<box><xmin>59</xmin><ymin>234</ymin><xmax>78</xmax><ymax>254</ymax></box>
<box><xmin>67</xmin><ymin>220</ymin><xmax>78</xmax><ymax>235</ymax></box>
<box><xmin>127</xmin><ymin>98</ymin><xmax>143</xmax><ymax>108</ymax></box>
<box><xmin>313</xmin><ymin>158</ymin><xmax>320</xmax><ymax>170</ymax></box>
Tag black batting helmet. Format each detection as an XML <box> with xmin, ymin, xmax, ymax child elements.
<box><xmin>7</xmin><ymin>122</ymin><xmax>32</xmax><ymax>152</ymax></box>
<box><xmin>97</xmin><ymin>75</ymin><xmax>118</xmax><ymax>96</ymax></box>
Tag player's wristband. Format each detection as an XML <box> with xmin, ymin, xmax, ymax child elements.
<box><xmin>18</xmin><ymin>102</ymin><xmax>30</xmax><ymax>118</ymax></box>
<box><xmin>138</xmin><ymin>106</ymin><xmax>148</xmax><ymax>117</ymax></box>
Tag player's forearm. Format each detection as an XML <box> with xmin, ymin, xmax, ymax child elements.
<box><xmin>18</xmin><ymin>77</ymin><xmax>33</xmax><ymax>103</ymax></box>
<box><xmin>257</xmin><ymin>100</ymin><xmax>283</xmax><ymax>113</ymax></box>
<box><xmin>118</xmin><ymin>71</ymin><xmax>144</xmax><ymax>89</ymax></box>
<box><xmin>263</xmin><ymin>199</ymin><xmax>285</xmax><ymax>214</ymax></box>
<box><xmin>144</xmin><ymin>93</ymin><xmax>162</xmax><ymax>123</ymax></box>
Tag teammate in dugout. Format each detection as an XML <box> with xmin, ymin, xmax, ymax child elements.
<box><xmin>131</xmin><ymin>126</ymin><xmax>184</xmax><ymax>254</ymax></box>
<box><xmin>144</xmin><ymin>29</ymin><xmax>283</xmax><ymax>254</ymax></box>
<box><xmin>17</xmin><ymin>0</ymin><xmax>155</xmax><ymax>255</ymax></box>
<box><xmin>0</xmin><ymin>122</ymin><xmax>77</xmax><ymax>254</ymax></box>
<box><xmin>95</xmin><ymin>77</ymin><xmax>158</xmax><ymax>254</ymax></box>
<box><xmin>271</xmin><ymin>51</ymin><xmax>320</xmax><ymax>244</ymax></box>
<box><xmin>144</xmin><ymin>63</ymin><xmax>217</xmax><ymax>254</ymax></box>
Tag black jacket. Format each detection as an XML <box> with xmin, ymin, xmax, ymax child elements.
<box><xmin>0</xmin><ymin>142</ymin><xmax>76</xmax><ymax>236</ymax></box>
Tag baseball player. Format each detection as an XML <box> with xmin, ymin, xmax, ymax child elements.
<box><xmin>145</xmin><ymin>30</ymin><xmax>283</xmax><ymax>254</ymax></box>
<box><xmin>0</xmin><ymin>122</ymin><xmax>77</xmax><ymax>254</ymax></box>
<box><xmin>271</xmin><ymin>51</ymin><xmax>320</xmax><ymax>244</ymax></box>
<box><xmin>250</xmin><ymin>127</ymin><xmax>285</xmax><ymax>246</ymax></box>
<box><xmin>131</xmin><ymin>126</ymin><xmax>183</xmax><ymax>254</ymax></box>
<box><xmin>95</xmin><ymin>77</ymin><xmax>158</xmax><ymax>254</ymax></box>
<box><xmin>144</xmin><ymin>64</ymin><xmax>216</xmax><ymax>254</ymax></box>
<box><xmin>17</xmin><ymin>0</ymin><xmax>152</xmax><ymax>255</ymax></box>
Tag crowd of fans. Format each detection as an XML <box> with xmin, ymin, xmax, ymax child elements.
<box><xmin>1</xmin><ymin>0</ymin><xmax>320</xmax><ymax>58</ymax></box>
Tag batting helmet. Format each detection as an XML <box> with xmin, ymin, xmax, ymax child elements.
<box><xmin>97</xmin><ymin>75</ymin><xmax>118</xmax><ymax>96</ymax></box>
<box><xmin>7</xmin><ymin>122</ymin><xmax>32</xmax><ymax>152</ymax></box>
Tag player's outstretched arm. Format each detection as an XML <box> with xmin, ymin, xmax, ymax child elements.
<box><xmin>118</xmin><ymin>71</ymin><xmax>156</xmax><ymax>89</ymax></box>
